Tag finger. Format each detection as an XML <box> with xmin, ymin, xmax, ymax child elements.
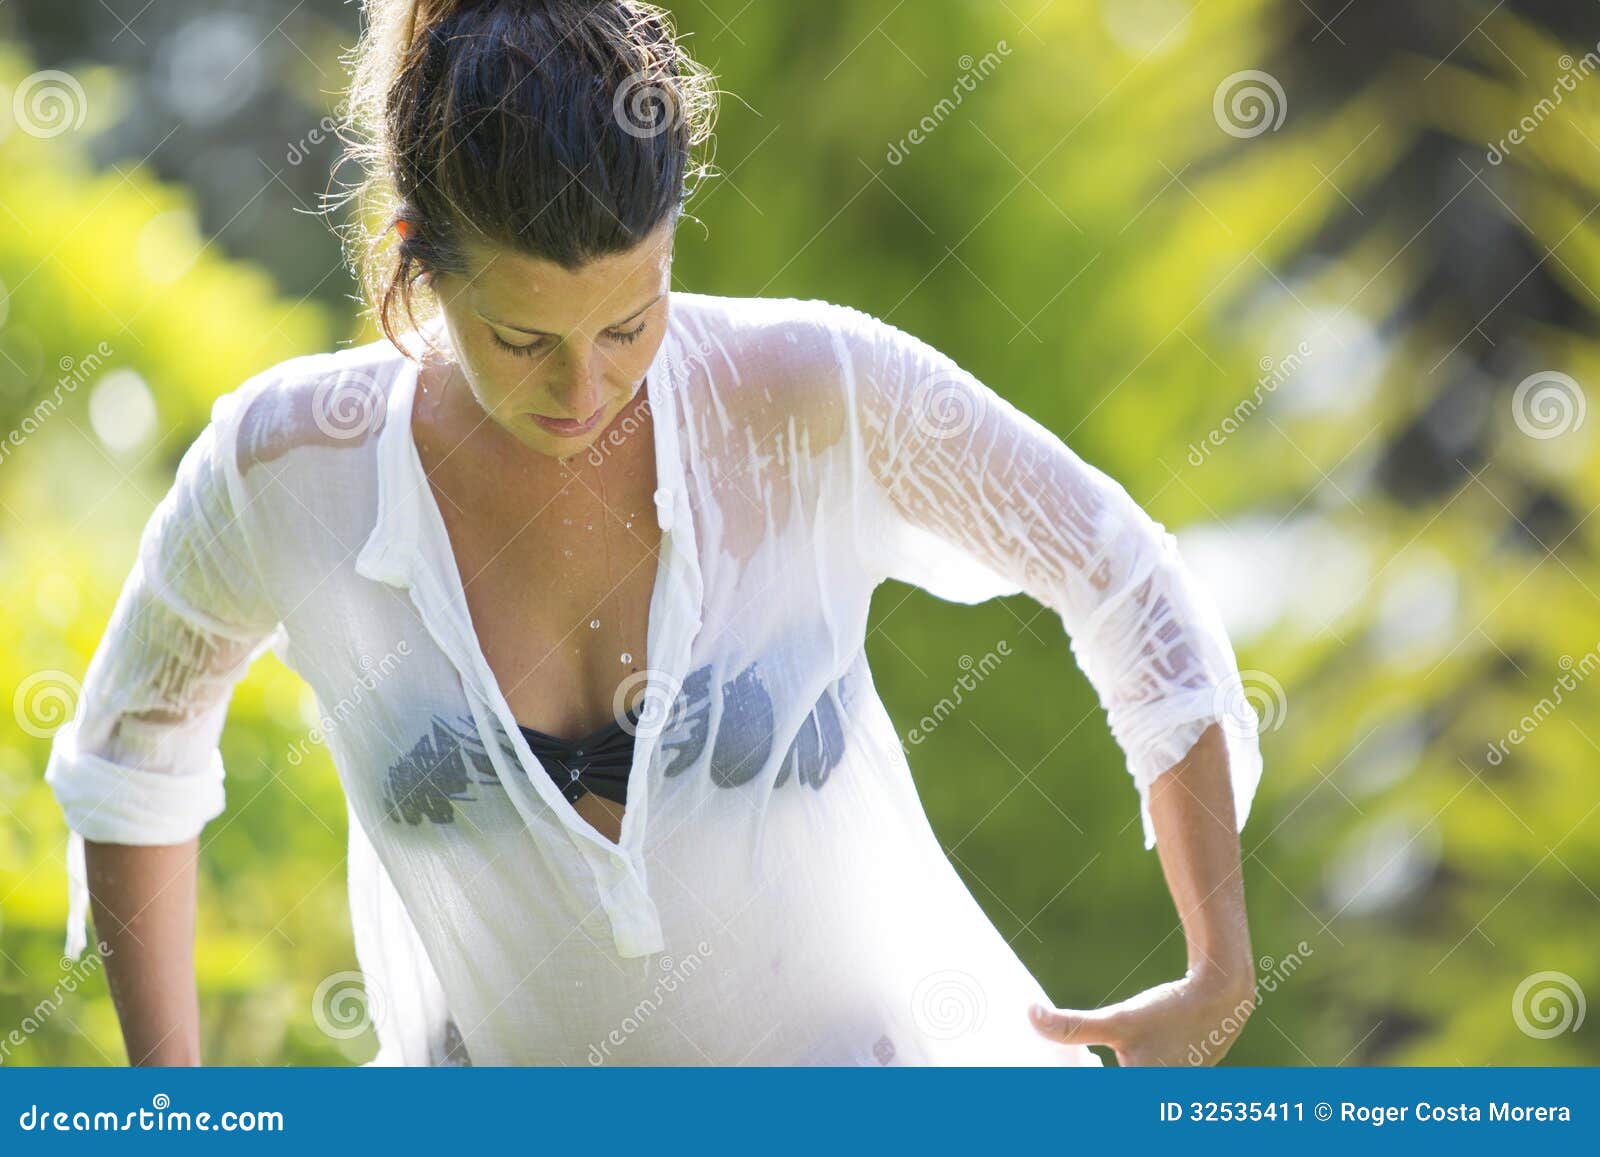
<box><xmin>1027</xmin><ymin>1003</ymin><xmax>1119</xmax><ymax>1046</ymax></box>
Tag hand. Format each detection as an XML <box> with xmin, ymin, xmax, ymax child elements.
<box><xmin>1027</xmin><ymin>969</ymin><xmax>1256</xmax><ymax>1067</ymax></box>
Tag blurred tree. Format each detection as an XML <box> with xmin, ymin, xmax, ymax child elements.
<box><xmin>0</xmin><ymin>44</ymin><xmax>359</xmax><ymax>1063</ymax></box>
<box><xmin>3</xmin><ymin>0</ymin><xmax>1597</xmax><ymax>1067</ymax></box>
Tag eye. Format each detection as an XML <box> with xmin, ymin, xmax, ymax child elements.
<box><xmin>489</xmin><ymin>330</ymin><xmax>548</xmax><ymax>358</ymax></box>
<box><xmin>606</xmin><ymin>320</ymin><xmax>648</xmax><ymax>345</ymax></box>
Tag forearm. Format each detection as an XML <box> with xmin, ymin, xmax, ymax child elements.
<box><xmin>83</xmin><ymin>837</ymin><xmax>204</xmax><ymax>1066</ymax></box>
<box><xmin>1146</xmin><ymin>722</ymin><xmax>1255</xmax><ymax>996</ymax></box>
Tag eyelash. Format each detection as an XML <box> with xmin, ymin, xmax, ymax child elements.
<box><xmin>490</xmin><ymin>321</ymin><xmax>648</xmax><ymax>357</ymax></box>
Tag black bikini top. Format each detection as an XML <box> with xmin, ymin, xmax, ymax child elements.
<box><xmin>518</xmin><ymin>705</ymin><xmax>641</xmax><ymax>807</ymax></box>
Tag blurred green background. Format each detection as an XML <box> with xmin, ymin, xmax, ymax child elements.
<box><xmin>2</xmin><ymin>0</ymin><xmax>1597</xmax><ymax>1065</ymax></box>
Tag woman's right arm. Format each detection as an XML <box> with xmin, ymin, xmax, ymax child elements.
<box><xmin>44</xmin><ymin>381</ymin><xmax>282</xmax><ymax>1066</ymax></box>
<box><xmin>84</xmin><ymin>838</ymin><xmax>203</xmax><ymax>1066</ymax></box>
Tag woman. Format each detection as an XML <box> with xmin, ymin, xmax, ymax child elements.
<box><xmin>45</xmin><ymin>0</ymin><xmax>1264</xmax><ymax>1067</ymax></box>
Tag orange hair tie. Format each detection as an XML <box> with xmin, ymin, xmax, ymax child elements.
<box><xmin>395</xmin><ymin>219</ymin><xmax>413</xmax><ymax>241</ymax></box>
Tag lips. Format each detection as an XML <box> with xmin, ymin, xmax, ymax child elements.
<box><xmin>530</xmin><ymin>404</ymin><xmax>605</xmax><ymax>436</ymax></box>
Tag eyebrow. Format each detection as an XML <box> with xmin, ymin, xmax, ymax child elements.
<box><xmin>479</xmin><ymin>291</ymin><xmax>665</xmax><ymax>336</ymax></box>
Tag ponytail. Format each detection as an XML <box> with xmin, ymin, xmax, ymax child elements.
<box><xmin>334</xmin><ymin>0</ymin><xmax>717</xmax><ymax>353</ymax></box>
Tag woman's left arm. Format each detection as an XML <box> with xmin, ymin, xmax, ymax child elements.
<box><xmin>820</xmin><ymin>299</ymin><xmax>1264</xmax><ymax>1065</ymax></box>
<box><xmin>1029</xmin><ymin>721</ymin><xmax>1258</xmax><ymax>1066</ymax></box>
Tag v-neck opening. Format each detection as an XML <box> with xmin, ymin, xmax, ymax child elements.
<box><xmin>368</xmin><ymin>310</ymin><xmax>700</xmax><ymax>875</ymax></box>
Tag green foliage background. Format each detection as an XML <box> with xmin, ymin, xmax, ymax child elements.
<box><xmin>2</xmin><ymin>1</ymin><xmax>1596</xmax><ymax>1065</ymax></box>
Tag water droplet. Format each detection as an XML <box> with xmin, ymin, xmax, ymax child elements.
<box><xmin>620</xmin><ymin>652</ymin><xmax>632</xmax><ymax>664</ymax></box>
<box><xmin>624</xmin><ymin>520</ymin><xmax>632</xmax><ymax>529</ymax></box>
<box><xmin>589</xmin><ymin>619</ymin><xmax>600</xmax><ymax>629</ymax></box>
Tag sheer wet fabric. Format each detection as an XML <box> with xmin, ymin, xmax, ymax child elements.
<box><xmin>44</xmin><ymin>293</ymin><xmax>1262</xmax><ymax>1065</ymax></box>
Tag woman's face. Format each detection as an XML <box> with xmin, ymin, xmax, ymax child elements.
<box><xmin>429</xmin><ymin>218</ymin><xmax>674</xmax><ymax>459</ymax></box>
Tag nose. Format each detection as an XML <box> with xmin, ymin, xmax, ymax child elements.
<box><xmin>544</xmin><ymin>341</ymin><xmax>606</xmax><ymax>418</ymax></box>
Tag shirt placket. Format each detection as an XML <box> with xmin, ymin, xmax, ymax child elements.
<box><xmin>577</xmin><ymin>379</ymin><xmax>702</xmax><ymax>956</ymax></box>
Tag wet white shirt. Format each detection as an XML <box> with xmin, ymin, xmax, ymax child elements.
<box><xmin>45</xmin><ymin>292</ymin><xmax>1262</xmax><ymax>1066</ymax></box>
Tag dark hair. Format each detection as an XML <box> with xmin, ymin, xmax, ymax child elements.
<box><xmin>338</xmin><ymin>0</ymin><xmax>717</xmax><ymax>351</ymax></box>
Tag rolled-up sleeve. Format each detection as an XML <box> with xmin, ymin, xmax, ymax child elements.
<box><xmin>825</xmin><ymin>301</ymin><xmax>1263</xmax><ymax>852</ymax></box>
<box><xmin>45</xmin><ymin>384</ymin><xmax>283</xmax><ymax>958</ymax></box>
